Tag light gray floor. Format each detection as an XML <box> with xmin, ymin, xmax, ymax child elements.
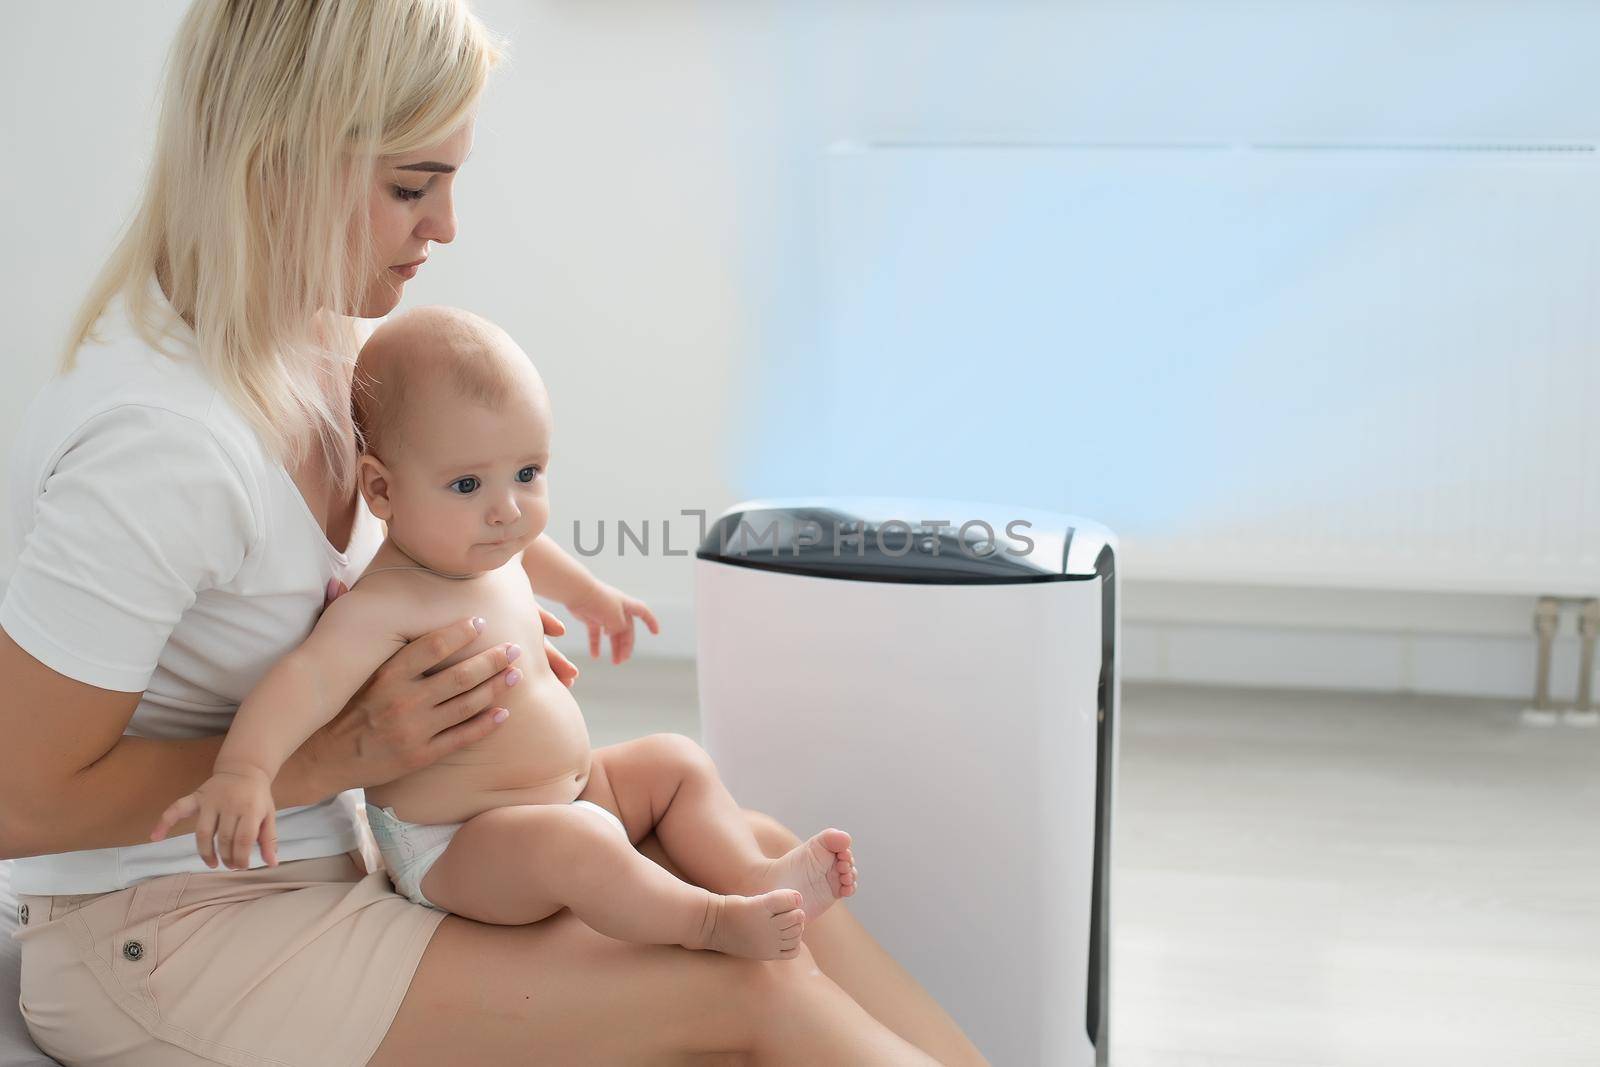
<box><xmin>575</xmin><ymin>659</ymin><xmax>1600</xmax><ymax>1067</ymax></box>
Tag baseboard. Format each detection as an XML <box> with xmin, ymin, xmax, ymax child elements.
<box><xmin>1121</xmin><ymin>620</ymin><xmax>1579</xmax><ymax>701</ymax></box>
<box><xmin>1117</xmin><ymin>580</ymin><xmax>1582</xmax><ymax>701</ymax></box>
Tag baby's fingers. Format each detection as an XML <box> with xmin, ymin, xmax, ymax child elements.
<box><xmin>229</xmin><ymin>814</ymin><xmax>260</xmax><ymax>871</ymax></box>
<box><xmin>259</xmin><ymin>811</ymin><xmax>278</xmax><ymax>868</ymax></box>
<box><xmin>195</xmin><ymin>807</ymin><xmax>220</xmax><ymax>869</ymax></box>
<box><xmin>217</xmin><ymin>814</ymin><xmax>244</xmax><ymax>870</ymax></box>
<box><xmin>628</xmin><ymin>599</ymin><xmax>661</xmax><ymax>636</ymax></box>
<box><xmin>151</xmin><ymin>794</ymin><xmax>199</xmax><ymax>842</ymax></box>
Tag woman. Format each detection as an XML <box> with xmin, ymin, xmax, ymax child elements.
<box><xmin>0</xmin><ymin>2</ymin><xmax>988</xmax><ymax>1065</ymax></box>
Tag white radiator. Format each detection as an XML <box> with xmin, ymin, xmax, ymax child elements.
<box><xmin>771</xmin><ymin>141</ymin><xmax>1600</xmax><ymax>597</ymax></box>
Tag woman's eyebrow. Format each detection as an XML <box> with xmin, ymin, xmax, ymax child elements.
<box><xmin>395</xmin><ymin>161</ymin><xmax>456</xmax><ymax>173</ymax></box>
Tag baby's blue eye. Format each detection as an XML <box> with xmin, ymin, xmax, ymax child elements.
<box><xmin>517</xmin><ymin>466</ymin><xmax>539</xmax><ymax>484</ymax></box>
<box><xmin>450</xmin><ymin>477</ymin><xmax>480</xmax><ymax>494</ymax></box>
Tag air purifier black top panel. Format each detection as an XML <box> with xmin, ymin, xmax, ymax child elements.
<box><xmin>696</xmin><ymin>497</ymin><xmax>1112</xmax><ymax>585</ymax></box>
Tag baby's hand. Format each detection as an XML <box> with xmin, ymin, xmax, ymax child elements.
<box><xmin>150</xmin><ymin>766</ymin><xmax>279</xmax><ymax>870</ymax></box>
<box><xmin>567</xmin><ymin>580</ymin><xmax>660</xmax><ymax>665</ymax></box>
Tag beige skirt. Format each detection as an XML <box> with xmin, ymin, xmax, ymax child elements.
<box><xmin>11</xmin><ymin>843</ymin><xmax>446</xmax><ymax>1067</ymax></box>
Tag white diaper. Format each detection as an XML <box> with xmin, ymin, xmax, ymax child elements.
<box><xmin>364</xmin><ymin>798</ymin><xmax>629</xmax><ymax>912</ymax></box>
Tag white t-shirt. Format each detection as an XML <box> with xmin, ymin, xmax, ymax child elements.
<box><xmin>1</xmin><ymin>277</ymin><xmax>384</xmax><ymax>894</ymax></box>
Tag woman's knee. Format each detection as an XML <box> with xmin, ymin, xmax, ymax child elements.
<box><xmin>729</xmin><ymin>941</ymin><xmax>858</xmax><ymax>1059</ymax></box>
<box><xmin>736</xmin><ymin>940</ymin><xmax>822</xmax><ymax>1010</ymax></box>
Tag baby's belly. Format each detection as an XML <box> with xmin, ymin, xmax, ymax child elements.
<box><xmin>364</xmin><ymin>671</ymin><xmax>593</xmax><ymax>825</ymax></box>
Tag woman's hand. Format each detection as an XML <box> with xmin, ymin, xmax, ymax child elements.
<box><xmin>566</xmin><ymin>581</ymin><xmax>660</xmax><ymax>665</ymax></box>
<box><xmin>290</xmin><ymin>616</ymin><xmax>523</xmax><ymax>798</ymax></box>
<box><xmin>150</xmin><ymin>765</ymin><xmax>278</xmax><ymax>870</ymax></box>
<box><xmin>538</xmin><ymin>604</ymin><xmax>579</xmax><ymax>687</ymax></box>
<box><xmin>332</xmin><ymin>581</ymin><xmax>575</xmax><ymax>686</ymax></box>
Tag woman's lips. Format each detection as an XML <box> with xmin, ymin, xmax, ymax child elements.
<box><xmin>389</xmin><ymin>258</ymin><xmax>425</xmax><ymax>280</ymax></box>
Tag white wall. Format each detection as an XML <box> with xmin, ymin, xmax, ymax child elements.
<box><xmin>2</xmin><ymin>2</ymin><xmax>194</xmax><ymax>532</ymax></box>
<box><xmin>3</xmin><ymin>1</ymin><xmax>1592</xmax><ymax>700</ymax></box>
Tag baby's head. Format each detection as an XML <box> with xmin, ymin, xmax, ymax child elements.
<box><xmin>354</xmin><ymin>306</ymin><xmax>551</xmax><ymax>576</ymax></box>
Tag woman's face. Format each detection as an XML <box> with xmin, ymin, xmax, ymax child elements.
<box><xmin>356</xmin><ymin>117</ymin><xmax>476</xmax><ymax>318</ymax></box>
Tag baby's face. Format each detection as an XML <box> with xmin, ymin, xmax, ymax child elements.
<box><xmin>373</xmin><ymin>380</ymin><xmax>552</xmax><ymax>575</ymax></box>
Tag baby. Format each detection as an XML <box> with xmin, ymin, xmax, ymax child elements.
<box><xmin>151</xmin><ymin>306</ymin><xmax>858</xmax><ymax>960</ymax></box>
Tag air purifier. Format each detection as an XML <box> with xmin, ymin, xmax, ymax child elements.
<box><xmin>695</xmin><ymin>497</ymin><xmax>1118</xmax><ymax>1066</ymax></box>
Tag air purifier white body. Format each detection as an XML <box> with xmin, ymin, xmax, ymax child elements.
<box><xmin>695</xmin><ymin>498</ymin><xmax>1118</xmax><ymax>1066</ymax></box>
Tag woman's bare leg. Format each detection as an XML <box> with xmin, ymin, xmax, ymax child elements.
<box><xmin>368</xmin><ymin>905</ymin><xmax>943</xmax><ymax>1066</ymax></box>
<box><xmin>637</xmin><ymin>810</ymin><xmax>991</xmax><ymax>1067</ymax></box>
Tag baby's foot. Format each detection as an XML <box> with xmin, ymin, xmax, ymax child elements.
<box><xmin>753</xmin><ymin>828</ymin><xmax>857</xmax><ymax>923</ymax></box>
<box><xmin>696</xmin><ymin>889</ymin><xmax>805</xmax><ymax>960</ymax></box>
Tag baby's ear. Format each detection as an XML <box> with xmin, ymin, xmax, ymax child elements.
<box><xmin>357</xmin><ymin>454</ymin><xmax>395</xmax><ymax>521</ymax></box>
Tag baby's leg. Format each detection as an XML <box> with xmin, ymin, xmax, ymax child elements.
<box><xmin>580</xmin><ymin>734</ymin><xmax>859</xmax><ymax>923</ymax></box>
<box><xmin>419</xmin><ymin>802</ymin><xmax>806</xmax><ymax>960</ymax></box>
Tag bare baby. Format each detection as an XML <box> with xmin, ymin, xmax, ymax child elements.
<box><xmin>152</xmin><ymin>305</ymin><xmax>858</xmax><ymax>960</ymax></box>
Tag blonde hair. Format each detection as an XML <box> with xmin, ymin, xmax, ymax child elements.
<box><xmin>354</xmin><ymin>305</ymin><xmax>540</xmax><ymax>458</ymax></box>
<box><xmin>63</xmin><ymin>0</ymin><xmax>503</xmax><ymax>492</ymax></box>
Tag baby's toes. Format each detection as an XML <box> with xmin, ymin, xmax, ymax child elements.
<box><xmin>819</xmin><ymin>828</ymin><xmax>852</xmax><ymax>855</ymax></box>
<box><xmin>776</xmin><ymin>914</ymin><xmax>805</xmax><ymax>954</ymax></box>
<box><xmin>830</xmin><ymin>859</ymin><xmax>857</xmax><ymax>896</ymax></box>
<box><xmin>764</xmin><ymin>888</ymin><xmax>804</xmax><ymax>916</ymax></box>
<box><xmin>832</xmin><ymin>857</ymin><xmax>857</xmax><ymax>895</ymax></box>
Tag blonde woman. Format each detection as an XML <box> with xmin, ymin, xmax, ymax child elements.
<box><xmin>0</xmin><ymin>2</ymin><xmax>987</xmax><ymax>1065</ymax></box>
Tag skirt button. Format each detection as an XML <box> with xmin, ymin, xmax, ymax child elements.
<box><xmin>122</xmin><ymin>940</ymin><xmax>145</xmax><ymax>962</ymax></box>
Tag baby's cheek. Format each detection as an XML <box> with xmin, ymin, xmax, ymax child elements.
<box><xmin>529</xmin><ymin>493</ymin><xmax>551</xmax><ymax>526</ymax></box>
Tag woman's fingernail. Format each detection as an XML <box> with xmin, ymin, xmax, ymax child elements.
<box><xmin>506</xmin><ymin>643</ymin><xmax>523</xmax><ymax>662</ymax></box>
<box><xmin>492</xmin><ymin>708</ymin><xmax>510</xmax><ymax>723</ymax></box>
<box><xmin>472</xmin><ymin>617</ymin><xmax>486</xmax><ymax>633</ymax></box>
<box><xmin>505</xmin><ymin>669</ymin><xmax>522</xmax><ymax>686</ymax></box>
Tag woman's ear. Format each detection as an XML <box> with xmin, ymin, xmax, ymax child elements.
<box><xmin>358</xmin><ymin>454</ymin><xmax>395</xmax><ymax>521</ymax></box>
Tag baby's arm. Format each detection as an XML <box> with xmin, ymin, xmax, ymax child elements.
<box><xmin>521</xmin><ymin>534</ymin><xmax>659</xmax><ymax>663</ymax></box>
<box><xmin>212</xmin><ymin>591</ymin><xmax>408</xmax><ymax>782</ymax></box>
<box><xmin>149</xmin><ymin>590</ymin><xmax>409</xmax><ymax>867</ymax></box>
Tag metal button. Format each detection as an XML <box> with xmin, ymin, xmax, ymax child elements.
<box><xmin>16</xmin><ymin>904</ymin><xmax>26</xmax><ymax>926</ymax></box>
<box><xmin>122</xmin><ymin>940</ymin><xmax>144</xmax><ymax>962</ymax></box>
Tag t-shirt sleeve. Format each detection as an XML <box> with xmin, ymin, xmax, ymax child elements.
<box><xmin>0</xmin><ymin>404</ymin><xmax>257</xmax><ymax>693</ymax></box>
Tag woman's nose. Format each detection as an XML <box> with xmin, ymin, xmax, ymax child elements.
<box><xmin>416</xmin><ymin>187</ymin><xmax>457</xmax><ymax>245</ymax></box>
